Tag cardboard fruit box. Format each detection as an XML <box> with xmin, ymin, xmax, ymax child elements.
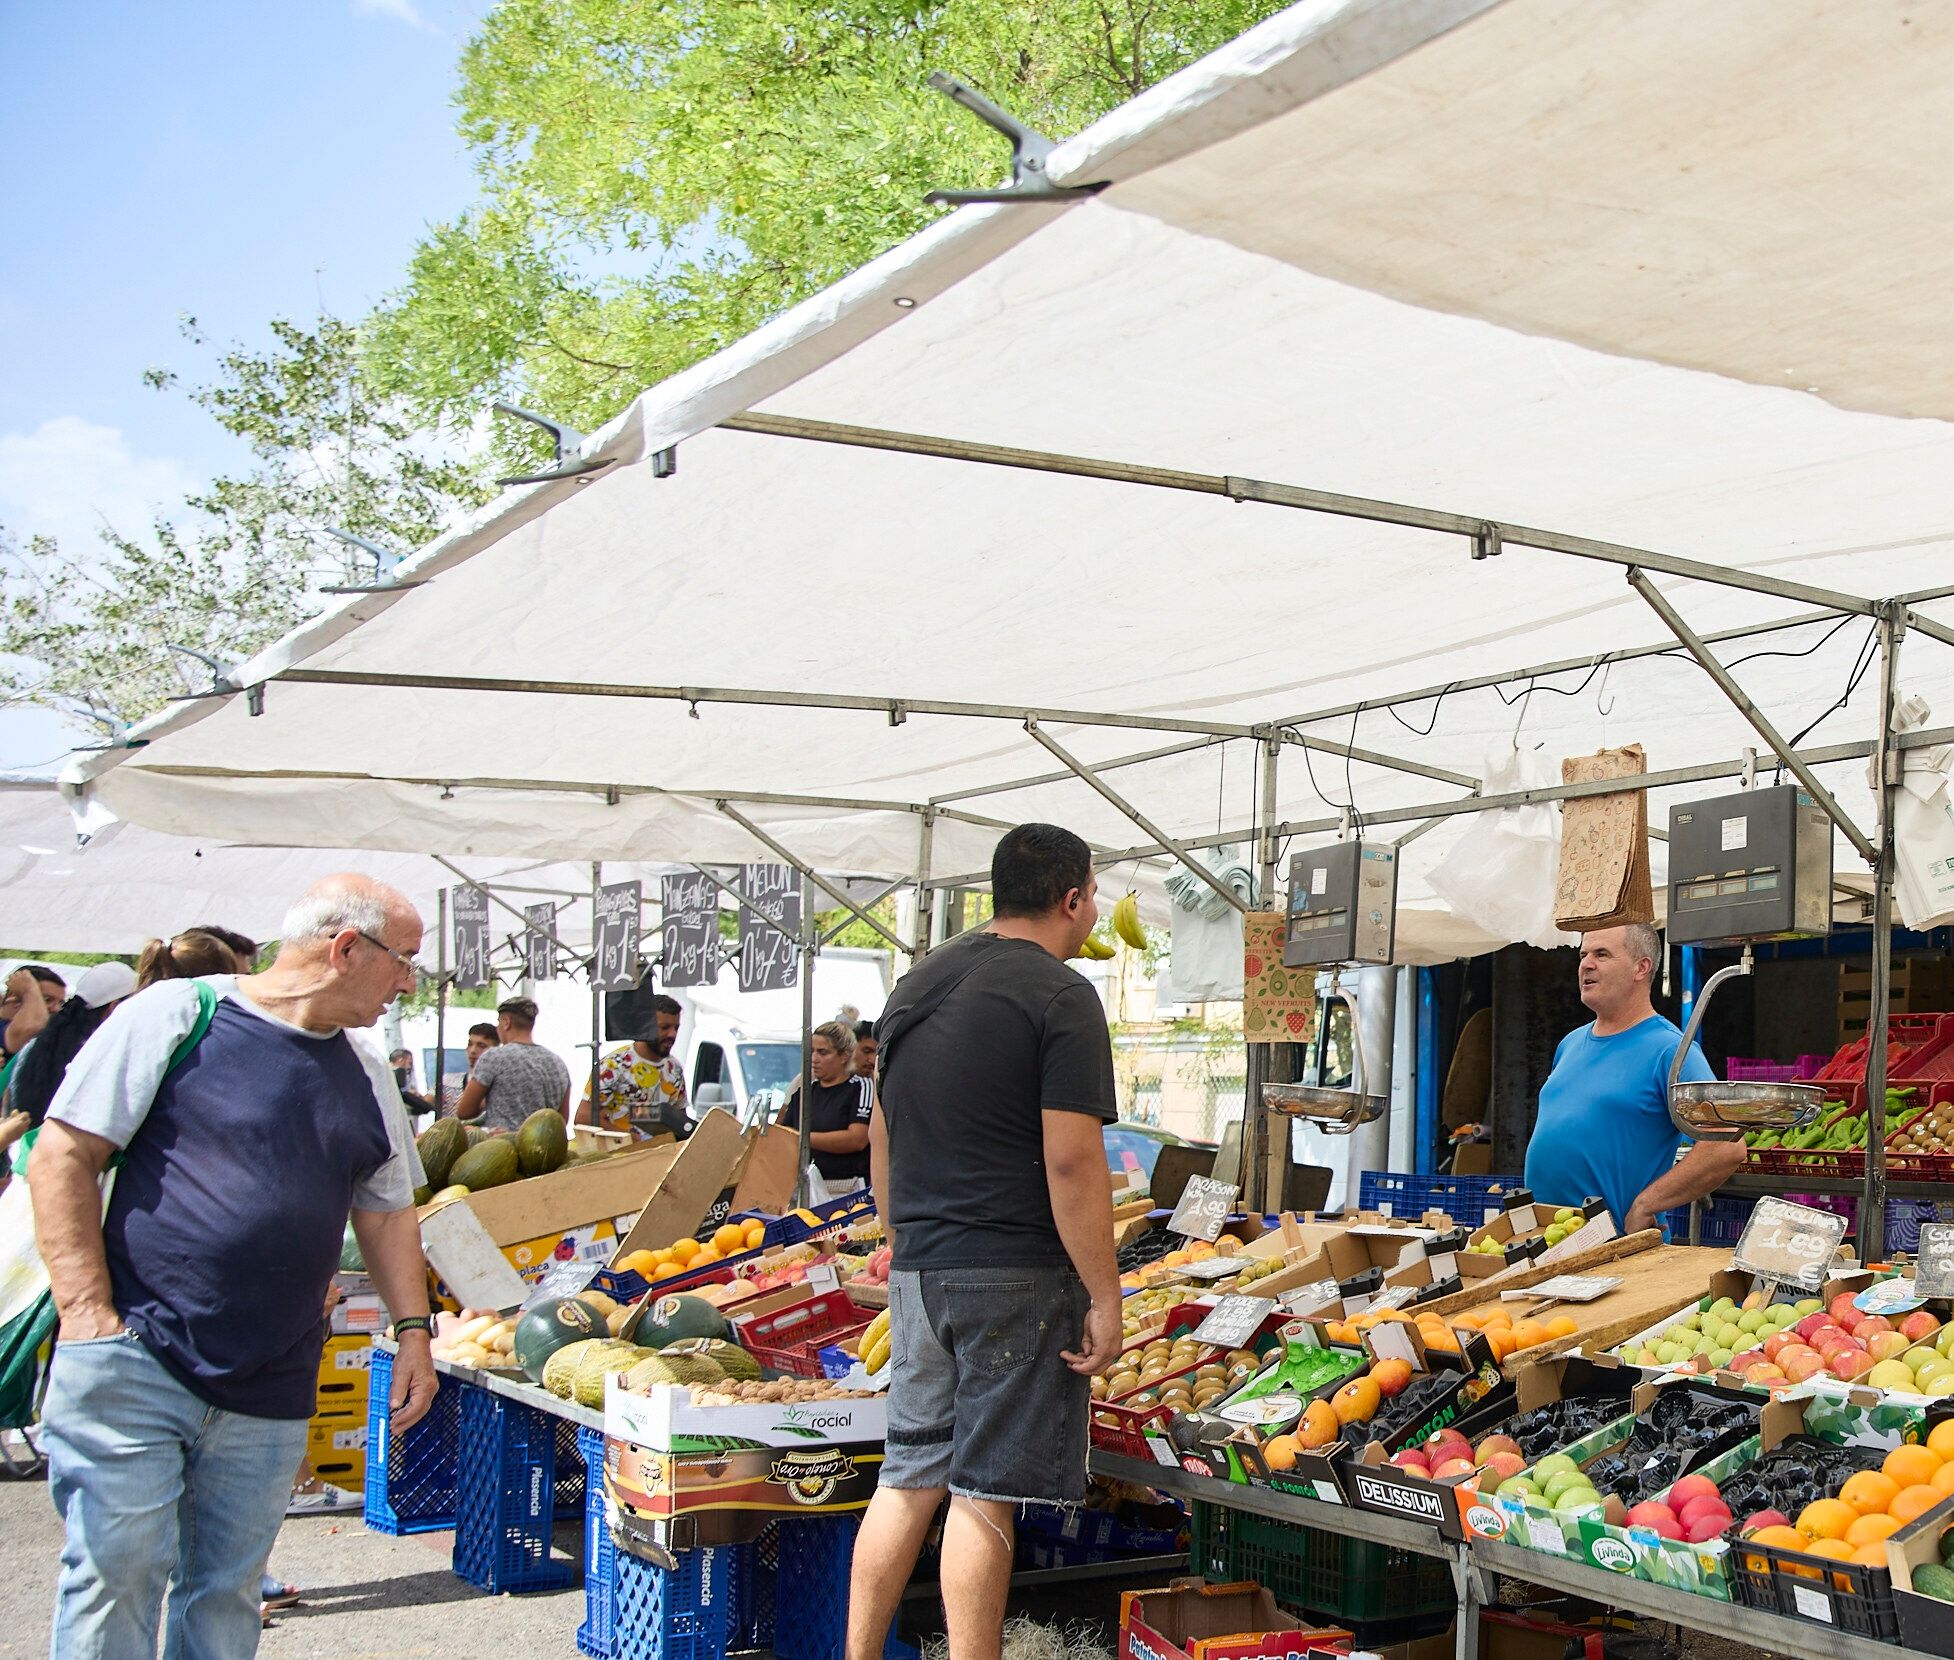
<box><xmin>1887</xmin><ymin>1487</ymin><xmax>1954</xmax><ymax>1659</ymax></box>
<box><xmin>1462</xmin><ymin>1194</ymin><xmax>1612</xmax><ymax>1277</ymax></box>
<box><xmin>606</xmin><ymin>1372</ymin><xmax>887</xmax><ymax>1456</ymax></box>
<box><xmin>1118</xmin><ymin>1580</ymin><xmax>1351</xmax><ymax>1660</ymax></box>
<box><xmin>1338</xmin><ymin>1353</ymin><xmax>1643</xmax><ymax>1543</ymax></box>
<box><xmin>1461</xmin><ymin>1386</ymin><xmax>1809</xmax><ymax>1600</ymax></box>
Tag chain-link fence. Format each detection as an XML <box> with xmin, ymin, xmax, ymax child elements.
<box><xmin>1115</xmin><ymin>1038</ymin><xmax>1246</xmax><ymax>1141</ymax></box>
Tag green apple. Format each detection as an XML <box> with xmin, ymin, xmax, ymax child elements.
<box><xmin>1544</xmin><ymin>1470</ymin><xmax>1592</xmax><ymax>1503</ymax></box>
<box><xmin>1496</xmin><ymin>1476</ymin><xmax>1539</xmax><ymax>1499</ymax></box>
<box><xmin>1709</xmin><ymin>1348</ymin><xmax>1734</xmax><ymax>1369</ymax></box>
<box><xmin>1717</xmin><ymin>1323</ymin><xmax>1746</xmax><ymax>1349</ymax></box>
<box><xmin>1936</xmin><ymin>1324</ymin><xmax>1954</xmax><ymax>1360</ymax></box>
<box><xmin>1534</xmin><ymin>1454</ymin><xmax>1579</xmax><ymax>1481</ymax></box>
<box><xmin>1793</xmin><ymin>1298</ymin><xmax>1822</xmax><ymax>1316</ymax></box>
<box><xmin>1554</xmin><ymin>1489</ymin><xmax>1602</xmax><ymax>1517</ymax></box>
<box><xmin>1914</xmin><ymin>1357</ymin><xmax>1951</xmax><ymax>1389</ymax></box>
<box><xmin>1737</xmin><ymin>1310</ymin><xmax>1766</xmax><ymax>1335</ymax></box>
<box><xmin>1927</xmin><ymin>1374</ymin><xmax>1954</xmax><ymax>1397</ymax></box>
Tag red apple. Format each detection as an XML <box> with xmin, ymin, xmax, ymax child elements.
<box><xmin>1762</xmin><ymin>1332</ymin><xmax>1795</xmax><ymax>1361</ymax></box>
<box><xmin>1424</xmin><ymin>1432</ymin><xmax>1472</xmax><ymax>1466</ymax></box>
<box><xmin>1829</xmin><ymin>1349</ymin><xmax>1875</xmax><ymax>1381</ymax></box>
<box><xmin>1474</xmin><ymin>1434</ymin><xmax>1522</xmax><ymax>1462</ymax></box>
<box><xmin>1868</xmin><ymin>1331</ymin><xmax>1913</xmax><ymax>1362</ymax></box>
<box><xmin>1686</xmin><ymin>1512</ymin><xmax>1732</xmax><ymax>1543</ymax></box>
<box><xmin>1782</xmin><ymin>1350</ymin><xmax>1827</xmax><ymax>1383</ymax></box>
<box><xmin>1729</xmin><ymin>1349</ymin><xmax>1768</xmax><ymax>1372</ymax></box>
<box><xmin>1743</xmin><ymin>1362</ymin><xmax>1787</xmax><ymax>1385</ymax></box>
<box><xmin>1795</xmin><ymin>1313</ymin><xmax>1833</xmax><ymax>1341</ymax></box>
<box><xmin>1433</xmin><ymin>1457</ymin><xmax>1477</xmax><ymax>1480</ymax></box>
<box><xmin>1625</xmin><ymin>1501</ymin><xmax>1678</xmax><ymax>1529</ymax></box>
<box><xmin>1479</xmin><ymin>1452</ymin><xmax>1526</xmax><ymax>1484</ymax></box>
<box><xmin>1389</xmin><ymin>1449</ymin><xmax>1430</xmax><ymax>1472</ymax></box>
<box><xmin>1669</xmin><ymin>1474</ymin><xmax>1722</xmax><ymax>1508</ymax></box>
<box><xmin>1856</xmin><ymin>1315</ymin><xmax>1894</xmax><ymax>1339</ymax></box>
<box><xmin>1901</xmin><ymin>1311</ymin><xmax>1942</xmax><ymax>1344</ymax></box>
<box><xmin>1743</xmin><ymin>1510</ymin><xmax>1791</xmax><ymax>1535</ymax></box>
<box><xmin>1679</xmin><ymin>1497</ymin><xmax>1732</xmax><ymax>1528</ymax></box>
<box><xmin>1830</xmin><ymin>1292</ymin><xmax>1862</xmax><ymax>1323</ymax></box>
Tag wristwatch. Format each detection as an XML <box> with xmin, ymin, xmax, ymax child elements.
<box><xmin>393</xmin><ymin>1315</ymin><xmax>434</xmax><ymax>1339</ymax></box>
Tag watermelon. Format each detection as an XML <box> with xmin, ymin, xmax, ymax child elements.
<box><xmin>339</xmin><ymin>1226</ymin><xmax>365</xmax><ymax>1273</ymax></box>
<box><xmin>636</xmin><ymin>1293</ymin><xmax>731</xmax><ymax>1350</ymax></box>
<box><xmin>516</xmin><ymin>1296</ymin><xmax>612</xmax><ymax>1384</ymax></box>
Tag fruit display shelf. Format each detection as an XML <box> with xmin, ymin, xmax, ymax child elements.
<box><xmin>1091</xmin><ymin>1449</ymin><xmax>1911</xmax><ymax>1660</ymax></box>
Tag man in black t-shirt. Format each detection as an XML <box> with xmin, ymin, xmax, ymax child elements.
<box><xmin>846</xmin><ymin>824</ymin><xmax>1119</xmax><ymax>1660</ymax></box>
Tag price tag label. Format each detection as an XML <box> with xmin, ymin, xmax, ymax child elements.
<box><xmin>1312</xmin><ymin>1479</ymin><xmax>1342</xmax><ymax>1505</ymax></box>
<box><xmin>1791</xmin><ymin>1585</ymin><xmax>1834</xmax><ymax>1624</ymax></box>
<box><xmin>523</xmin><ymin>1256</ymin><xmax>601</xmax><ymax>1310</ymax></box>
<box><xmin>1279</xmin><ymin>1279</ymin><xmax>1342</xmax><ymax>1316</ymax></box>
<box><xmin>1179</xmin><ymin>1256</ymin><xmax>1249</xmax><ymax>1281</ymax></box>
<box><xmin>806</xmin><ymin>1262</ymin><xmax>840</xmax><ymax>1294</ymax></box>
<box><xmin>1367</xmin><ymin>1284</ymin><xmax>1417</xmax><ymax>1312</ymax></box>
<box><xmin>1917</xmin><ymin>1225</ymin><xmax>1954</xmax><ymax>1299</ymax></box>
<box><xmin>1191</xmin><ymin>1294</ymin><xmax>1275</xmax><ymax>1349</ymax></box>
<box><xmin>1168</xmin><ymin>1176</ymin><xmax>1239</xmax><ymax>1244</ymax></box>
<box><xmin>1734</xmin><ymin>1196</ymin><xmax>1848</xmax><ymax>1290</ymax></box>
<box><xmin>1523</xmin><ymin>1513</ymin><xmax>1569</xmax><ymax>1555</ymax></box>
<box><xmin>1506</xmin><ymin>1275</ymin><xmax>1622</xmax><ymax>1304</ymax></box>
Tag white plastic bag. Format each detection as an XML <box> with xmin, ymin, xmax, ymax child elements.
<box><xmin>1879</xmin><ymin>694</ymin><xmax>1954</xmax><ymax>930</ymax></box>
<box><xmin>1427</xmin><ymin>748</ymin><xmax>1579</xmax><ymax>951</ymax></box>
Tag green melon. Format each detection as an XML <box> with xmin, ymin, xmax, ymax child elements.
<box><xmin>515</xmin><ymin>1296</ymin><xmax>611</xmax><ymax>1384</ymax></box>
<box><xmin>574</xmin><ymin>1344</ymin><xmax>647</xmax><ymax>1408</ymax></box>
<box><xmin>339</xmin><ymin>1226</ymin><xmax>365</xmax><ymax>1273</ymax></box>
<box><xmin>448</xmin><ymin>1137</ymin><xmax>520</xmax><ymax>1193</ymax></box>
<box><xmin>415</xmin><ymin>1117</ymin><xmax>469</xmax><ymax>1190</ymax></box>
<box><xmin>662</xmin><ymin>1338</ymin><xmax>759</xmax><ymax>1383</ymax></box>
<box><xmin>636</xmin><ymin>1294</ymin><xmax>731</xmax><ymax>1350</ymax></box>
<box><xmin>1914</xmin><ymin>1562</ymin><xmax>1954</xmax><ymax>1604</ymax></box>
<box><xmin>542</xmin><ymin>1337</ymin><xmax>607</xmax><ymax>1399</ymax></box>
<box><xmin>516</xmin><ymin>1109</ymin><xmax>569</xmax><ymax>1177</ymax></box>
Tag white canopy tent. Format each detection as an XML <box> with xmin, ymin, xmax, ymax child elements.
<box><xmin>51</xmin><ymin>0</ymin><xmax>1954</xmax><ymax>1227</ymax></box>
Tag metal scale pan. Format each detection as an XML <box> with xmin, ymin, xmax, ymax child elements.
<box><xmin>1667</xmin><ymin>951</ymin><xmax>1824</xmax><ymax>1142</ymax></box>
<box><xmin>1262</xmin><ymin>981</ymin><xmax>1385</xmax><ymax>1135</ymax></box>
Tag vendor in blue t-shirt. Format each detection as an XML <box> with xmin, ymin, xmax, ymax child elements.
<box><xmin>1525</xmin><ymin>922</ymin><xmax>1746</xmax><ymax>1236</ymax></box>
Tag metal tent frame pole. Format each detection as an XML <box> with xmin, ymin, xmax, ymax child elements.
<box><xmin>913</xmin><ymin>808</ymin><xmax>937</xmax><ymax>959</ymax></box>
<box><xmin>434</xmin><ymin>853</ymin><xmax>588</xmax><ymax>963</ymax></box>
<box><xmin>717</xmin><ymin>800</ymin><xmax>912</xmax><ymax>954</ymax></box>
<box><xmin>432</xmin><ymin>887</ymin><xmax>448</xmax><ymax>1118</ymax></box>
<box><xmin>589</xmin><ymin>861</ymin><xmax>603</xmax><ymax>1127</ymax></box>
<box><xmin>1242</xmin><ymin>734</ymin><xmax>1282</xmax><ymax>1212</ymax></box>
<box><xmin>1859</xmin><ymin>609</ymin><xmax>1907</xmax><ymax>1259</ymax></box>
<box><xmin>797</xmin><ymin>871</ymin><xmax>815</xmax><ymax>1208</ymax></box>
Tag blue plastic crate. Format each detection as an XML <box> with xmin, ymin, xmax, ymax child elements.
<box><xmin>770</xmin><ymin>1515</ymin><xmax>912</xmax><ymax>1660</ymax></box>
<box><xmin>556</xmin><ymin>1416</ymin><xmax>588</xmax><ymax>1520</ymax></box>
<box><xmin>579</xmin><ymin>1428</ymin><xmax>618</xmax><ymax>1659</ymax></box>
<box><xmin>611</xmin><ymin>1545</ymin><xmax>732</xmax><ymax>1660</ymax></box>
<box><xmin>1357</xmin><ymin>1171</ymin><xmax>1524</xmax><ymax>1220</ymax></box>
<box><xmin>730</xmin><ymin>1193</ymin><xmax>877</xmax><ymax>1248</ymax></box>
<box><xmin>1660</xmin><ymin>1194</ymin><xmax>1755</xmax><ymax>1246</ymax></box>
<box><xmin>362</xmin><ymin>1346</ymin><xmax>462</xmax><ymax>1536</ymax></box>
<box><xmin>452</xmin><ymin>1383</ymin><xmax>577</xmax><ymax>1594</ymax></box>
<box><xmin>729</xmin><ymin>1523</ymin><xmax>778</xmax><ymax>1652</ymax></box>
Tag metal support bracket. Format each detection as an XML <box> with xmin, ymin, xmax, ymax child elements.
<box><xmin>162</xmin><ymin>643</ymin><xmax>239</xmax><ymax>702</ymax></box>
<box><xmin>686</xmin><ymin>863</ymin><xmax>803</xmax><ymax>951</ymax></box>
<box><xmin>923</xmin><ymin>73</ymin><xmax>1109</xmax><ymax>206</ymax></box>
<box><xmin>316</xmin><ymin>528</ymin><xmax>428</xmax><ymax>595</ymax></box>
<box><xmin>1629</xmin><ymin>570</ymin><xmax>1879</xmax><ymax>865</ymax></box>
<box><xmin>492</xmin><ymin>401</ymin><xmax>617</xmax><ymax>485</ymax></box>
<box><xmin>1024</xmin><ymin>720</ymin><xmax>1248</xmax><ymax>915</ymax></box>
<box><xmin>715</xmin><ymin>801</ymin><xmax>913</xmax><ymax>954</ymax></box>
<box><xmin>434</xmin><ymin>854</ymin><xmax>590</xmax><ymax>966</ymax></box>
<box><xmin>820</xmin><ymin>876</ymin><xmax>909</xmax><ymax>949</ymax></box>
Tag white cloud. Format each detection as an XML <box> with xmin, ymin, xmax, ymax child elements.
<box><xmin>0</xmin><ymin>416</ymin><xmax>198</xmax><ymax>555</ymax></box>
<box><xmin>352</xmin><ymin>0</ymin><xmax>435</xmax><ymax>32</ymax></box>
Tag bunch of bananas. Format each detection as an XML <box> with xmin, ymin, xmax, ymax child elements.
<box><xmin>1076</xmin><ymin>932</ymin><xmax>1117</xmax><ymax>960</ymax></box>
<box><xmin>858</xmin><ymin>1308</ymin><xmax>892</xmax><ymax>1376</ymax></box>
<box><xmin>1112</xmin><ymin>891</ymin><xmax>1148</xmax><ymax>949</ymax></box>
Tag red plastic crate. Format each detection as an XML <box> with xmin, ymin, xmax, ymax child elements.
<box><xmin>1893</xmin><ymin>1021</ymin><xmax>1954</xmax><ymax>1083</ymax></box>
<box><xmin>732</xmin><ymin>1292</ymin><xmax>873</xmax><ymax>1379</ymax></box>
<box><xmin>1885</xmin><ymin>1081</ymin><xmax>1954</xmax><ymax>1178</ymax></box>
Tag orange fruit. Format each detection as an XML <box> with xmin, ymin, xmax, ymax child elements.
<box><xmin>1797</xmin><ymin>1498</ymin><xmax>1857</xmax><ymax>1541</ymax></box>
<box><xmin>1453</xmin><ymin>1312</ymin><xmax>1485</xmax><ymax>1331</ymax></box>
<box><xmin>1544</xmin><ymin>1315</ymin><xmax>1579</xmax><ymax>1340</ymax></box>
<box><xmin>1261</xmin><ymin>1433</ymin><xmax>1301</xmax><ymax>1471</ymax></box>
<box><xmin>1928</xmin><ymin>1419</ymin><xmax>1954</xmax><ymax>1462</ymax></box>
<box><xmin>1851</xmin><ymin>1541</ymin><xmax>1895</xmax><ymax>1568</ymax></box>
<box><xmin>1846</xmin><ymin>1512</ymin><xmax>1903</xmax><ymax>1547</ymax></box>
<box><xmin>618</xmin><ymin>1249</ymin><xmax>658</xmax><ymax>1277</ymax></box>
<box><xmin>652</xmin><ymin>1261</ymin><xmax>687</xmax><ymax>1281</ymax></box>
<box><xmin>1891</xmin><ymin>1485</ymin><xmax>1942</xmax><ymax>1525</ymax></box>
<box><xmin>1485</xmin><ymin>1329</ymin><xmax>1517</xmax><ymax>1362</ymax></box>
<box><xmin>1509</xmin><ymin>1321</ymin><xmax>1546</xmax><ymax>1350</ymax></box>
<box><xmin>1370</xmin><ymin>1358</ymin><xmax>1413</xmax><ymax>1396</ymax></box>
<box><xmin>1808</xmin><ymin>1539</ymin><xmax>1856</xmax><ymax>1561</ymax></box>
<box><xmin>712</xmin><ymin>1223</ymin><xmax>746</xmax><ymax>1255</ymax></box>
<box><xmin>1841</xmin><ymin>1471</ymin><xmax>1900</xmax><ymax>1516</ymax></box>
<box><xmin>692</xmin><ymin>1245</ymin><xmax>722</xmax><ymax>1265</ymax></box>
<box><xmin>1299</xmin><ymin>1399</ymin><xmax>1341</xmax><ymax>1449</ymax></box>
<box><xmin>1748</xmin><ymin>1524</ymin><xmax>1810</xmax><ymax>1552</ymax></box>
<box><xmin>1481</xmin><ymin>1307</ymin><xmax>1512</xmax><ymax>1327</ymax></box>
<box><xmin>1422</xmin><ymin>1328</ymin><xmax>1460</xmax><ymax>1353</ymax></box>
<box><xmin>1883</xmin><ymin>1444</ymin><xmax>1943</xmax><ymax>1488</ymax></box>
<box><xmin>1331</xmin><ymin>1377</ymin><xmax>1382</xmax><ymax>1426</ymax></box>
<box><xmin>670</xmin><ymin>1237</ymin><xmax>701</xmax><ymax>1265</ymax></box>
<box><xmin>649</xmin><ymin>1247</ymin><xmax>675</xmax><ymax>1266</ymax></box>
<box><xmin>743</xmin><ymin>1221</ymin><xmax>767</xmax><ymax>1249</ymax></box>
<box><xmin>1325</xmin><ymin>1321</ymin><xmax>1354</xmax><ymax>1346</ymax></box>
<box><xmin>1932</xmin><ymin>1461</ymin><xmax>1954</xmax><ymax>1497</ymax></box>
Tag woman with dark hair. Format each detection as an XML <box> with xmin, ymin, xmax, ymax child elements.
<box><xmin>0</xmin><ymin>961</ymin><xmax>138</xmax><ymax>1189</ymax></box>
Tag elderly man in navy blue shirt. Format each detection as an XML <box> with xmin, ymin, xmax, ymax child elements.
<box><xmin>29</xmin><ymin>874</ymin><xmax>438</xmax><ymax>1660</ymax></box>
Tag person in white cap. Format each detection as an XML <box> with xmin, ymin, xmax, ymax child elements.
<box><xmin>0</xmin><ymin>961</ymin><xmax>140</xmax><ymax>1194</ymax></box>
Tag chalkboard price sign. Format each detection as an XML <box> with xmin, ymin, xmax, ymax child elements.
<box><xmin>593</xmin><ymin>881</ymin><xmax>643</xmax><ymax>991</ymax></box>
<box><xmin>737</xmin><ymin>864</ymin><xmax>802</xmax><ymax>992</ymax></box>
<box><xmin>1191</xmin><ymin>1294</ymin><xmax>1274</xmax><ymax>1349</ymax></box>
<box><xmin>522</xmin><ymin>902</ymin><xmax>556</xmax><ymax>982</ymax></box>
<box><xmin>451</xmin><ymin>885</ymin><xmax>491</xmax><ymax>989</ymax></box>
<box><xmin>660</xmin><ymin>873</ymin><xmax>719</xmax><ymax>989</ymax></box>
<box><xmin>1167</xmin><ymin>1175</ymin><xmax>1238</xmax><ymax>1242</ymax></box>
<box><xmin>1916</xmin><ymin>1225</ymin><xmax>1954</xmax><ymax>1299</ymax></box>
<box><xmin>1734</xmin><ymin>1195</ymin><xmax>1847</xmax><ymax>1290</ymax></box>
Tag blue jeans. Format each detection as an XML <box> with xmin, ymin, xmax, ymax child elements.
<box><xmin>43</xmin><ymin>1331</ymin><xmax>309</xmax><ymax>1660</ymax></box>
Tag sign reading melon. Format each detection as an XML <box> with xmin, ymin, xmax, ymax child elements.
<box><xmin>1733</xmin><ymin>1195</ymin><xmax>1846</xmax><ymax>1290</ymax></box>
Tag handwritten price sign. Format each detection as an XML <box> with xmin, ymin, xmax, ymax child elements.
<box><xmin>1734</xmin><ymin>1195</ymin><xmax>1847</xmax><ymax>1290</ymax></box>
<box><xmin>1167</xmin><ymin>1176</ymin><xmax>1238</xmax><ymax>1243</ymax></box>
<box><xmin>522</xmin><ymin>902</ymin><xmax>556</xmax><ymax>982</ymax></box>
<box><xmin>451</xmin><ymin>885</ymin><xmax>491</xmax><ymax>989</ymax></box>
<box><xmin>593</xmin><ymin>881</ymin><xmax>643</xmax><ymax>991</ymax></box>
<box><xmin>659</xmin><ymin>873</ymin><xmax>719</xmax><ymax>989</ymax></box>
<box><xmin>1916</xmin><ymin>1225</ymin><xmax>1954</xmax><ymax>1300</ymax></box>
<box><xmin>737</xmin><ymin>864</ymin><xmax>801</xmax><ymax>992</ymax></box>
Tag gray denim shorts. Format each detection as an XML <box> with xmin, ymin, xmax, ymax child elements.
<box><xmin>879</xmin><ymin>1263</ymin><xmax>1091</xmax><ymax>1505</ymax></box>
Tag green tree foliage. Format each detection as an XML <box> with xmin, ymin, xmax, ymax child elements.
<box><xmin>366</xmin><ymin>0</ymin><xmax>1289</xmax><ymax>430</ymax></box>
<box><xmin>0</xmin><ymin>316</ymin><xmax>492</xmax><ymax>730</ymax></box>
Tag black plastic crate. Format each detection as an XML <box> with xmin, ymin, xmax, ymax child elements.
<box><xmin>1728</xmin><ymin>1530</ymin><xmax>1899</xmax><ymax>1640</ymax></box>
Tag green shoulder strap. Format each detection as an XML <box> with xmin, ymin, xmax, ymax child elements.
<box><xmin>164</xmin><ymin>979</ymin><xmax>220</xmax><ymax>1078</ymax></box>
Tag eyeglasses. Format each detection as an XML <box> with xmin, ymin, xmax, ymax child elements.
<box><xmin>355</xmin><ymin>930</ymin><xmax>422</xmax><ymax>975</ymax></box>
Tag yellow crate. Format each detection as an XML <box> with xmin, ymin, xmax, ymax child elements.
<box><xmin>315</xmin><ymin>1334</ymin><xmax>371</xmax><ymax>1409</ymax></box>
<box><xmin>305</xmin><ymin>1412</ymin><xmax>367</xmax><ymax>1491</ymax></box>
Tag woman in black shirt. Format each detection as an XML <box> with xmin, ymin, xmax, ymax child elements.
<box><xmin>781</xmin><ymin>1020</ymin><xmax>875</xmax><ymax>1190</ymax></box>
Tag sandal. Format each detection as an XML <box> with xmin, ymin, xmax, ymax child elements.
<box><xmin>260</xmin><ymin>1575</ymin><xmax>302</xmax><ymax>1610</ymax></box>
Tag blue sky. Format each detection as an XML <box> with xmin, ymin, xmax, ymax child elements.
<box><xmin>0</xmin><ymin>0</ymin><xmax>492</xmax><ymax>767</ymax></box>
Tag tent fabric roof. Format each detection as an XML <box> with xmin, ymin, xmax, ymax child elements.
<box><xmin>61</xmin><ymin>0</ymin><xmax>1954</xmax><ymax>962</ymax></box>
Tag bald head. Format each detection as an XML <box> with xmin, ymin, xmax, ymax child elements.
<box><xmin>279</xmin><ymin>873</ymin><xmax>417</xmax><ymax>954</ymax></box>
